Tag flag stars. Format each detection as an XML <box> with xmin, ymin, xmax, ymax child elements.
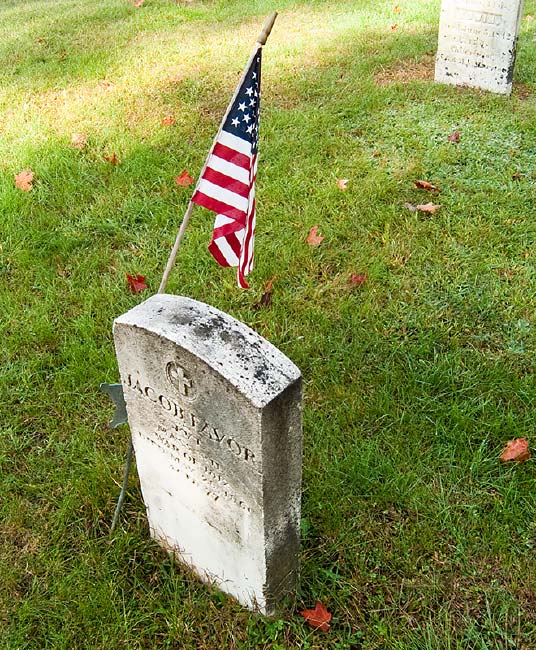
<box><xmin>242</xmin><ymin>113</ymin><xmax>251</xmax><ymax>123</ymax></box>
<box><xmin>249</xmin><ymin>98</ymin><xmax>256</xmax><ymax>107</ymax></box>
<box><xmin>238</xmin><ymin>102</ymin><xmax>247</xmax><ymax>112</ymax></box>
<box><xmin>231</xmin><ymin>117</ymin><xmax>240</xmax><ymax>128</ymax></box>
<box><xmin>246</xmin><ymin>124</ymin><xmax>254</xmax><ymax>134</ymax></box>
<box><xmin>245</xmin><ymin>86</ymin><xmax>254</xmax><ymax>96</ymax></box>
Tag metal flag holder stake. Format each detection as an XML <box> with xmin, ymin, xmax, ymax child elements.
<box><xmin>102</xmin><ymin>11</ymin><xmax>278</xmax><ymax>533</ymax></box>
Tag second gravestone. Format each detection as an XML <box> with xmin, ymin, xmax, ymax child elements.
<box><xmin>435</xmin><ymin>0</ymin><xmax>524</xmax><ymax>95</ymax></box>
<box><xmin>113</xmin><ymin>295</ymin><xmax>302</xmax><ymax>614</ymax></box>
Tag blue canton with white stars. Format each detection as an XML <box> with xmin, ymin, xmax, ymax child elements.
<box><xmin>222</xmin><ymin>48</ymin><xmax>261</xmax><ymax>154</ymax></box>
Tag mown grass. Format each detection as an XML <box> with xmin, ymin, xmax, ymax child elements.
<box><xmin>1</xmin><ymin>0</ymin><xmax>536</xmax><ymax>647</ymax></box>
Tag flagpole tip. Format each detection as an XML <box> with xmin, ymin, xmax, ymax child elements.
<box><xmin>257</xmin><ymin>11</ymin><xmax>278</xmax><ymax>46</ymax></box>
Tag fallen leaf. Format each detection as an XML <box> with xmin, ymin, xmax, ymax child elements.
<box><xmin>349</xmin><ymin>272</ymin><xmax>367</xmax><ymax>287</ymax></box>
<box><xmin>394</xmin><ymin>4</ymin><xmax>401</xmax><ymax>12</ymax></box>
<box><xmin>253</xmin><ymin>276</ymin><xmax>276</xmax><ymax>310</ymax></box>
<box><xmin>512</xmin><ymin>171</ymin><xmax>522</xmax><ymax>180</ymax></box>
<box><xmin>336</xmin><ymin>178</ymin><xmax>349</xmax><ymax>191</ymax></box>
<box><xmin>161</xmin><ymin>115</ymin><xmax>175</xmax><ymax>126</ymax></box>
<box><xmin>448</xmin><ymin>130</ymin><xmax>461</xmax><ymax>143</ymax></box>
<box><xmin>500</xmin><ymin>438</ymin><xmax>530</xmax><ymax>463</ymax></box>
<box><xmin>253</xmin><ymin>292</ymin><xmax>272</xmax><ymax>309</ymax></box>
<box><xmin>414</xmin><ymin>180</ymin><xmax>440</xmax><ymax>193</ymax></box>
<box><xmin>104</xmin><ymin>153</ymin><xmax>119</xmax><ymax>165</ymax></box>
<box><xmin>126</xmin><ymin>273</ymin><xmax>147</xmax><ymax>293</ymax></box>
<box><xmin>306</xmin><ymin>225</ymin><xmax>324</xmax><ymax>246</ymax></box>
<box><xmin>416</xmin><ymin>202</ymin><xmax>441</xmax><ymax>214</ymax></box>
<box><xmin>175</xmin><ymin>170</ymin><xmax>195</xmax><ymax>186</ymax></box>
<box><xmin>390</xmin><ymin>23</ymin><xmax>398</xmax><ymax>30</ymax></box>
<box><xmin>264</xmin><ymin>275</ymin><xmax>276</xmax><ymax>292</ymax></box>
<box><xmin>405</xmin><ymin>202</ymin><xmax>441</xmax><ymax>214</ymax></box>
<box><xmin>15</xmin><ymin>169</ymin><xmax>34</xmax><ymax>191</ymax></box>
<box><xmin>300</xmin><ymin>601</ymin><xmax>332</xmax><ymax>632</ymax></box>
<box><xmin>71</xmin><ymin>133</ymin><xmax>87</xmax><ymax>149</ymax></box>
<box><xmin>99</xmin><ymin>80</ymin><xmax>114</xmax><ymax>89</ymax></box>
<box><xmin>133</xmin><ymin>0</ymin><xmax>144</xmax><ymax>6</ymax></box>
<box><xmin>526</xmin><ymin>14</ymin><xmax>534</xmax><ymax>21</ymax></box>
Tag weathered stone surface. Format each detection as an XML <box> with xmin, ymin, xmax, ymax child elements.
<box><xmin>435</xmin><ymin>0</ymin><xmax>524</xmax><ymax>95</ymax></box>
<box><xmin>113</xmin><ymin>295</ymin><xmax>302</xmax><ymax>614</ymax></box>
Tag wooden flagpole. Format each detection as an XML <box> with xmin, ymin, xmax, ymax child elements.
<box><xmin>157</xmin><ymin>11</ymin><xmax>278</xmax><ymax>294</ymax></box>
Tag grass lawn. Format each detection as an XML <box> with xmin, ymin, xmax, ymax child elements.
<box><xmin>2</xmin><ymin>0</ymin><xmax>536</xmax><ymax>647</ymax></box>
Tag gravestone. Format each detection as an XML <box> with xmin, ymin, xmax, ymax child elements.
<box><xmin>113</xmin><ymin>294</ymin><xmax>302</xmax><ymax>614</ymax></box>
<box><xmin>435</xmin><ymin>0</ymin><xmax>524</xmax><ymax>95</ymax></box>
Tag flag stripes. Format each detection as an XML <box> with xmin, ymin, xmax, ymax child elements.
<box><xmin>191</xmin><ymin>47</ymin><xmax>262</xmax><ymax>288</ymax></box>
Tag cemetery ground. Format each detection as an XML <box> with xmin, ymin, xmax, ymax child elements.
<box><xmin>1</xmin><ymin>0</ymin><xmax>536</xmax><ymax>647</ymax></box>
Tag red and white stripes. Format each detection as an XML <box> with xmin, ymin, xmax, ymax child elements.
<box><xmin>192</xmin><ymin>131</ymin><xmax>257</xmax><ymax>288</ymax></box>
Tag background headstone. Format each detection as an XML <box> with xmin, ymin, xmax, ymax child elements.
<box><xmin>435</xmin><ymin>0</ymin><xmax>524</xmax><ymax>95</ymax></box>
<box><xmin>113</xmin><ymin>295</ymin><xmax>302</xmax><ymax>614</ymax></box>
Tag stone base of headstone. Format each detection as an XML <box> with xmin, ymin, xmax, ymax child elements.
<box><xmin>113</xmin><ymin>295</ymin><xmax>302</xmax><ymax>615</ymax></box>
<box><xmin>435</xmin><ymin>0</ymin><xmax>524</xmax><ymax>95</ymax></box>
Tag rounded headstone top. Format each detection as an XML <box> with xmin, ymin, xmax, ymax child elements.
<box><xmin>113</xmin><ymin>294</ymin><xmax>301</xmax><ymax>408</ymax></box>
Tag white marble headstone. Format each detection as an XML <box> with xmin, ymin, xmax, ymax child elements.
<box><xmin>435</xmin><ymin>0</ymin><xmax>524</xmax><ymax>95</ymax></box>
<box><xmin>113</xmin><ymin>295</ymin><xmax>302</xmax><ymax>614</ymax></box>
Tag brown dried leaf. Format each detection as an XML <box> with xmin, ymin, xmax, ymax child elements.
<box><xmin>349</xmin><ymin>272</ymin><xmax>367</xmax><ymax>287</ymax></box>
<box><xmin>414</xmin><ymin>180</ymin><xmax>440</xmax><ymax>193</ymax></box>
<box><xmin>390</xmin><ymin>23</ymin><xmax>398</xmax><ymax>30</ymax></box>
<box><xmin>500</xmin><ymin>438</ymin><xmax>530</xmax><ymax>463</ymax></box>
<box><xmin>448</xmin><ymin>130</ymin><xmax>461</xmax><ymax>143</ymax></box>
<box><xmin>71</xmin><ymin>133</ymin><xmax>87</xmax><ymax>150</ymax></box>
<box><xmin>133</xmin><ymin>0</ymin><xmax>145</xmax><ymax>6</ymax></box>
<box><xmin>394</xmin><ymin>4</ymin><xmax>401</xmax><ymax>12</ymax></box>
<box><xmin>15</xmin><ymin>169</ymin><xmax>34</xmax><ymax>191</ymax></box>
<box><xmin>104</xmin><ymin>153</ymin><xmax>119</xmax><ymax>165</ymax></box>
<box><xmin>253</xmin><ymin>276</ymin><xmax>276</xmax><ymax>310</ymax></box>
<box><xmin>415</xmin><ymin>202</ymin><xmax>441</xmax><ymax>214</ymax></box>
<box><xmin>306</xmin><ymin>225</ymin><xmax>324</xmax><ymax>246</ymax></box>
<box><xmin>336</xmin><ymin>178</ymin><xmax>349</xmax><ymax>191</ymax></box>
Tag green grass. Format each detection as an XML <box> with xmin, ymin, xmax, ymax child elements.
<box><xmin>2</xmin><ymin>0</ymin><xmax>536</xmax><ymax>647</ymax></box>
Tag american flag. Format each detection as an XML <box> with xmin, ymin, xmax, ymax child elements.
<box><xmin>191</xmin><ymin>47</ymin><xmax>262</xmax><ymax>288</ymax></box>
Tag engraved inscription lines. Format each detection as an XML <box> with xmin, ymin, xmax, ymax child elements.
<box><xmin>125</xmin><ymin>372</ymin><xmax>259</xmax><ymax>513</ymax></box>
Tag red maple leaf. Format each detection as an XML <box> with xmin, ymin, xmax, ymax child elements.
<box><xmin>500</xmin><ymin>438</ymin><xmax>530</xmax><ymax>462</ymax></box>
<box><xmin>448</xmin><ymin>131</ymin><xmax>461</xmax><ymax>143</ymax></box>
<box><xmin>161</xmin><ymin>115</ymin><xmax>175</xmax><ymax>126</ymax></box>
<box><xmin>306</xmin><ymin>225</ymin><xmax>324</xmax><ymax>246</ymax></box>
<box><xmin>349</xmin><ymin>272</ymin><xmax>367</xmax><ymax>287</ymax></box>
<box><xmin>300</xmin><ymin>601</ymin><xmax>332</xmax><ymax>632</ymax></box>
<box><xmin>126</xmin><ymin>273</ymin><xmax>147</xmax><ymax>293</ymax></box>
<box><xmin>175</xmin><ymin>170</ymin><xmax>195</xmax><ymax>186</ymax></box>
